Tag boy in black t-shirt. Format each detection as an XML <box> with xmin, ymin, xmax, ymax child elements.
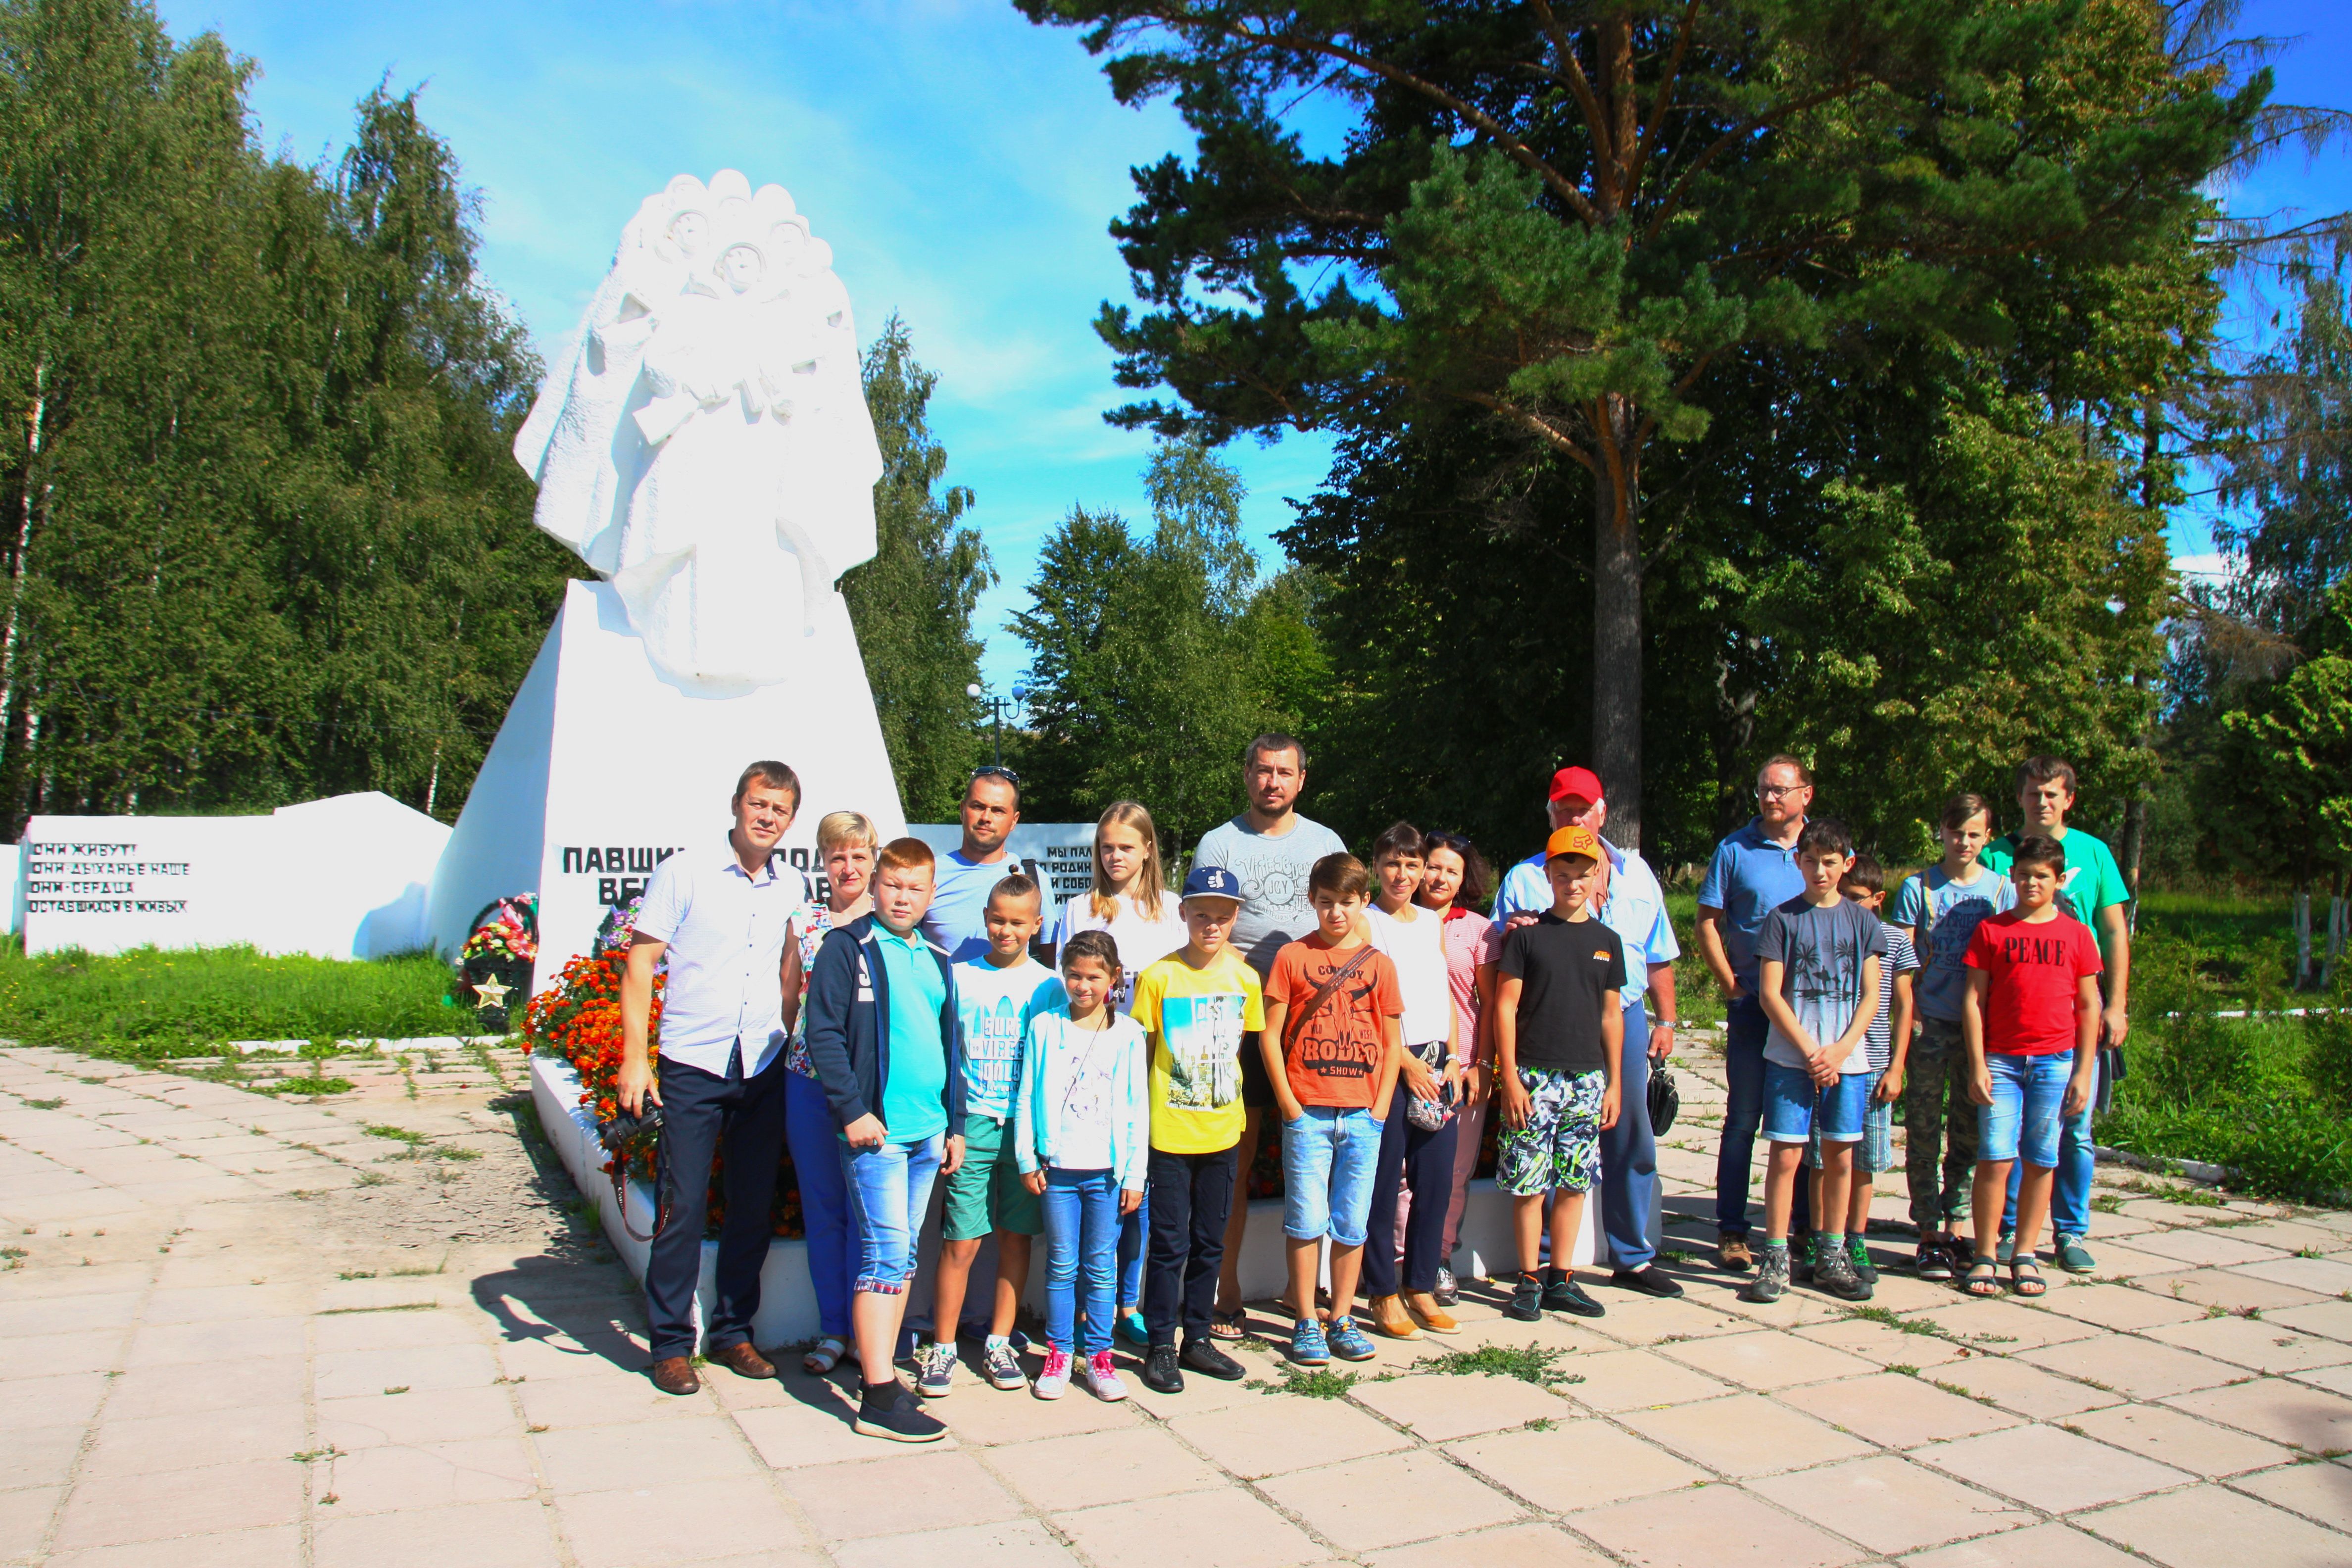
<box><xmin>1492</xmin><ymin>826</ymin><xmax>1625</xmax><ymax>1322</ymax></box>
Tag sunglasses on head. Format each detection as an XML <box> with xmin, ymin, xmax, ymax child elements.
<box><xmin>970</xmin><ymin>764</ymin><xmax>1022</xmax><ymax>788</ymax></box>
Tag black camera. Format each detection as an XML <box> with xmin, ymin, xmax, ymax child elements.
<box><xmin>598</xmin><ymin>1102</ymin><xmax>663</xmax><ymax>1154</ymax></box>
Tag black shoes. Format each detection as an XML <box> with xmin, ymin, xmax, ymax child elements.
<box><xmin>1181</xmin><ymin>1338</ymin><xmax>1246</xmax><ymax>1381</ymax></box>
<box><xmin>1542</xmin><ymin>1268</ymin><xmax>1607</xmax><ymax>1318</ymax></box>
<box><xmin>854</xmin><ymin>1381</ymin><xmax>948</xmax><ymax>1442</ymax></box>
<box><xmin>1503</xmin><ymin>1272</ymin><xmax>1545</xmax><ymax>1322</ymax></box>
<box><xmin>1140</xmin><ymin>1344</ymin><xmax>1184</xmax><ymax>1394</ymax></box>
<box><xmin>1609</xmin><ymin>1265</ymin><xmax>1685</xmax><ymax>1299</ymax></box>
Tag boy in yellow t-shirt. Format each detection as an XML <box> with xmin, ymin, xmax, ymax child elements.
<box><xmin>1128</xmin><ymin>865</ymin><xmax>1265</xmax><ymax>1396</ymax></box>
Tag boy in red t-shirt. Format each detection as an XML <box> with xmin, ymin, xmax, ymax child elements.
<box><xmin>1960</xmin><ymin>835</ymin><xmax>2101</xmax><ymax>1299</ymax></box>
<box><xmin>1261</xmin><ymin>852</ymin><xmax>1404</xmax><ymax>1367</ymax></box>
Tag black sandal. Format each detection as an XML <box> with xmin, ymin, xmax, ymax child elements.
<box><xmin>1961</xmin><ymin>1256</ymin><xmax>2002</xmax><ymax>1298</ymax></box>
<box><xmin>2009</xmin><ymin>1257</ymin><xmax>2046</xmax><ymax>1297</ymax></box>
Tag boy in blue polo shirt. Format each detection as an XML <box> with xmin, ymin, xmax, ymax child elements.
<box><xmin>805</xmin><ymin>837</ymin><xmax>966</xmax><ymax>1444</ymax></box>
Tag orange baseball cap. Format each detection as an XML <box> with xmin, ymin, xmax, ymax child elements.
<box><xmin>1545</xmin><ymin>825</ymin><xmax>1604</xmax><ymax>862</ymax></box>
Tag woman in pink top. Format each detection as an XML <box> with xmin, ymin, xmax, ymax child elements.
<box><xmin>1417</xmin><ymin>831</ymin><xmax>1499</xmax><ymax>1305</ymax></box>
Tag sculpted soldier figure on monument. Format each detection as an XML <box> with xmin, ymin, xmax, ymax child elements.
<box><xmin>514</xmin><ymin>170</ymin><xmax>882</xmax><ymax>690</ymax></box>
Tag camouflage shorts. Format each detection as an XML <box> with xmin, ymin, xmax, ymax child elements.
<box><xmin>1495</xmin><ymin>1067</ymin><xmax>1606</xmax><ymax>1197</ymax></box>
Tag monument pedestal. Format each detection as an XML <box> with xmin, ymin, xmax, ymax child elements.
<box><xmin>427</xmin><ymin>579</ymin><xmax>906</xmax><ymax>987</ymax></box>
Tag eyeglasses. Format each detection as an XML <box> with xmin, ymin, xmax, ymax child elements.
<box><xmin>971</xmin><ymin>765</ymin><xmax>1022</xmax><ymax>787</ymax></box>
<box><xmin>1756</xmin><ymin>783</ymin><xmax>1810</xmax><ymax>799</ymax></box>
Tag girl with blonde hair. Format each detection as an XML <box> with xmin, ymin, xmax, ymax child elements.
<box><xmin>1052</xmin><ymin>799</ymin><xmax>1187</xmax><ymax>1346</ymax></box>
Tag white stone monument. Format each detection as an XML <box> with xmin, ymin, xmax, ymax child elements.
<box><xmin>425</xmin><ymin>172</ymin><xmax>906</xmax><ymax>988</ymax></box>
<box><xmin>22</xmin><ymin>793</ymin><xmax>448</xmax><ymax>959</ymax></box>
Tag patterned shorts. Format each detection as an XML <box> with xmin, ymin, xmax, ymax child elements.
<box><xmin>1495</xmin><ymin>1067</ymin><xmax>1606</xmax><ymax>1197</ymax></box>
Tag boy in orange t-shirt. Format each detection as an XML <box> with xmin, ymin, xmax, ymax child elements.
<box><xmin>1260</xmin><ymin>853</ymin><xmax>1404</xmax><ymax>1367</ymax></box>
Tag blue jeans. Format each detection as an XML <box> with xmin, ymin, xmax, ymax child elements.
<box><xmin>841</xmin><ymin>1133</ymin><xmax>944</xmax><ymax>1295</ymax></box>
<box><xmin>1042</xmin><ymin>1168</ymin><xmax>1120</xmax><ymax>1355</ymax></box>
<box><xmin>2003</xmin><ymin>1057</ymin><xmax>2096</xmax><ymax>1238</ymax></box>
<box><xmin>1117</xmin><ymin>1191</ymin><xmax>1148</xmax><ymax>1310</ymax></box>
<box><xmin>1981</xmin><ymin>1053</ymin><xmax>2070</xmax><ymax>1168</ymax></box>
<box><xmin>1280</xmin><ymin>1106</ymin><xmax>1384</xmax><ymax>1246</ymax></box>
<box><xmin>784</xmin><ymin>1069</ymin><xmax>854</xmax><ymax>1338</ymax></box>
<box><xmin>1600</xmin><ymin>1005</ymin><xmax>1658</xmax><ymax>1270</ymax></box>
<box><xmin>1717</xmin><ymin>998</ymin><xmax>1812</xmax><ymax>1237</ymax></box>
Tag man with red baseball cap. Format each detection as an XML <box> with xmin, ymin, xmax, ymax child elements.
<box><xmin>1490</xmin><ymin>767</ymin><xmax>1684</xmax><ymax>1297</ymax></box>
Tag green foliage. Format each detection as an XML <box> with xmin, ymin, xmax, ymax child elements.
<box><xmin>1011</xmin><ymin>438</ymin><xmax>1328</xmax><ymax>851</ymax></box>
<box><xmin>841</xmin><ymin>318</ymin><xmax>992</xmax><ymax>822</ymax></box>
<box><xmin>2095</xmin><ymin>893</ymin><xmax>2352</xmax><ymax>1201</ymax></box>
<box><xmin>2206</xmin><ymin>580</ymin><xmax>2352</xmax><ymax>884</ymax></box>
<box><xmin>0</xmin><ymin>0</ymin><xmax>581</xmax><ymax>827</ymax></box>
<box><xmin>0</xmin><ymin>939</ymin><xmax>455</xmax><ymax>1052</ymax></box>
<box><xmin>1018</xmin><ymin>0</ymin><xmax>2254</xmax><ymax>842</ymax></box>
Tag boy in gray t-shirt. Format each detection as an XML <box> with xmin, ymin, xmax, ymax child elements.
<box><xmin>1743</xmin><ymin>820</ymin><xmax>1884</xmax><ymax>1305</ymax></box>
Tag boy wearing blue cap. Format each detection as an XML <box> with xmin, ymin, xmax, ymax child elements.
<box><xmin>1127</xmin><ymin>865</ymin><xmax>1265</xmax><ymax>1394</ymax></box>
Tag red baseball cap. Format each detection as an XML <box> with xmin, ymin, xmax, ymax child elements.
<box><xmin>1548</xmin><ymin>766</ymin><xmax>1604</xmax><ymax>805</ymax></box>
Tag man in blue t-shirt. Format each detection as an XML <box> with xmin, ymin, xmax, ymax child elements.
<box><xmin>1695</xmin><ymin>753</ymin><xmax>1814</xmax><ymax>1271</ymax></box>
<box><xmin>922</xmin><ymin>768</ymin><xmax>1055</xmax><ymax>962</ymax></box>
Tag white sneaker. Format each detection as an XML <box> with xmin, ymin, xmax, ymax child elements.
<box><xmin>1079</xmin><ymin>1349</ymin><xmax>1128</xmax><ymax>1402</ymax></box>
<box><xmin>1032</xmin><ymin>1348</ymin><xmax>1071</xmax><ymax>1400</ymax></box>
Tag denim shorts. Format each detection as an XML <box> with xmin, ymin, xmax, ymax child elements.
<box><xmin>1979</xmin><ymin>1052</ymin><xmax>2070</xmax><ymax>1167</ymax></box>
<box><xmin>840</xmin><ymin>1132</ymin><xmax>944</xmax><ymax>1294</ymax></box>
<box><xmin>1807</xmin><ymin>1069</ymin><xmax>1893</xmax><ymax>1173</ymax></box>
<box><xmin>1280</xmin><ymin>1106</ymin><xmax>1383</xmax><ymax>1246</ymax></box>
<box><xmin>1763</xmin><ymin>1062</ymin><xmax>1868</xmax><ymax>1145</ymax></box>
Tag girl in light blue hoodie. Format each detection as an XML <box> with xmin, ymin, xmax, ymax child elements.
<box><xmin>1016</xmin><ymin>929</ymin><xmax>1149</xmax><ymax>1402</ymax></box>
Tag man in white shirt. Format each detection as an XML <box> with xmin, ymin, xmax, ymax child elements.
<box><xmin>1492</xmin><ymin>767</ymin><xmax>1685</xmax><ymax>1297</ymax></box>
<box><xmin>619</xmin><ymin>761</ymin><xmax>809</xmax><ymax>1395</ymax></box>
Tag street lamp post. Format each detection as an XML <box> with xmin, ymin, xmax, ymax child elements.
<box><xmin>966</xmin><ymin>681</ymin><xmax>1030</xmax><ymax>770</ymax></box>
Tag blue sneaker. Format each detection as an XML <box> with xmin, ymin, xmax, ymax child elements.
<box><xmin>1326</xmin><ymin>1319</ymin><xmax>1377</xmax><ymax>1362</ymax></box>
<box><xmin>1288</xmin><ymin>1317</ymin><xmax>1328</xmax><ymax>1365</ymax></box>
<box><xmin>1114</xmin><ymin>1309</ymin><xmax>1149</xmax><ymax>1348</ymax></box>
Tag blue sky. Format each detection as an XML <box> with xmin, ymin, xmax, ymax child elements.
<box><xmin>157</xmin><ymin>0</ymin><xmax>2347</xmax><ymax>680</ymax></box>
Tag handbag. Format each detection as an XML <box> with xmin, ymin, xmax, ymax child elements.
<box><xmin>1404</xmin><ymin>1038</ymin><xmax>1457</xmax><ymax>1130</ymax></box>
<box><xmin>1648</xmin><ymin>1063</ymin><xmax>1680</xmax><ymax>1136</ymax></box>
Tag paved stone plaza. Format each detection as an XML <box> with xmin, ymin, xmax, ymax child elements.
<box><xmin>3</xmin><ymin>1038</ymin><xmax>2350</xmax><ymax>1568</ymax></box>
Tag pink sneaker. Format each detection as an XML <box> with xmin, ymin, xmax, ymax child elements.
<box><xmin>1079</xmin><ymin>1349</ymin><xmax>1128</xmax><ymax>1402</ymax></box>
<box><xmin>1032</xmin><ymin>1348</ymin><xmax>1071</xmax><ymax>1400</ymax></box>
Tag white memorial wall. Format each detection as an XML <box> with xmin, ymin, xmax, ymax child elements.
<box><xmin>19</xmin><ymin>793</ymin><xmax>449</xmax><ymax>960</ymax></box>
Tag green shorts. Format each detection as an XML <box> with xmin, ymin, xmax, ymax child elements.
<box><xmin>940</xmin><ymin>1113</ymin><xmax>1043</xmax><ymax>1241</ymax></box>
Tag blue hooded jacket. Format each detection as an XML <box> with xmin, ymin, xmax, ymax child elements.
<box><xmin>803</xmin><ymin>912</ymin><xmax>966</xmax><ymax>1134</ymax></box>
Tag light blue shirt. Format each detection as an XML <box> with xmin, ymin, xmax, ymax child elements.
<box><xmin>1492</xmin><ymin>840</ymin><xmax>1679</xmax><ymax>1009</ymax></box>
<box><xmin>876</xmin><ymin>927</ymin><xmax>949</xmax><ymax>1144</ymax></box>
<box><xmin>952</xmin><ymin>954</ymin><xmax>1064</xmax><ymax>1121</ymax></box>
<box><xmin>921</xmin><ymin>850</ymin><xmax>1053</xmax><ymax>964</ymax></box>
<box><xmin>630</xmin><ymin>841</ymin><xmax>809</xmax><ymax>1077</ymax></box>
<box><xmin>1696</xmin><ymin>818</ymin><xmax>1808</xmax><ymax>992</ymax></box>
<box><xmin>1889</xmin><ymin>865</ymin><xmax>2016</xmax><ymax>1023</ymax></box>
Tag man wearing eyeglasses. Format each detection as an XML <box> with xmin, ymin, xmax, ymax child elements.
<box><xmin>922</xmin><ymin>768</ymin><xmax>1051</xmax><ymax>963</ymax></box>
<box><xmin>1696</xmin><ymin>754</ymin><xmax>1816</xmax><ymax>1273</ymax></box>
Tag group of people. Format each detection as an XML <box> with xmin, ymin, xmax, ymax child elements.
<box><xmin>610</xmin><ymin>737</ymin><xmax>2130</xmax><ymax>1445</ymax></box>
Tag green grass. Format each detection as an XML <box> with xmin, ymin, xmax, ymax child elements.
<box><xmin>250</xmin><ymin>1076</ymin><xmax>354</xmax><ymax>1097</ymax></box>
<box><xmin>1260</xmin><ymin>1365</ymin><xmax>1361</xmax><ymax>1398</ymax></box>
<box><xmin>0</xmin><ymin>938</ymin><xmax>459</xmax><ymax>1058</ymax></box>
<box><xmin>1413</xmin><ymin>1342</ymin><xmax>1582</xmax><ymax>1385</ymax></box>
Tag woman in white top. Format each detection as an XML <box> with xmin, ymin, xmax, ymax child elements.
<box><xmin>1360</xmin><ymin>822</ymin><xmax>1463</xmax><ymax>1339</ymax></box>
<box><xmin>1052</xmin><ymin>800</ymin><xmax>1186</xmax><ymax>1344</ymax></box>
<box><xmin>1417</xmin><ymin>830</ymin><xmax>1499</xmax><ymax>1307</ymax></box>
<box><xmin>784</xmin><ymin>810</ymin><xmax>877</xmax><ymax>1374</ymax></box>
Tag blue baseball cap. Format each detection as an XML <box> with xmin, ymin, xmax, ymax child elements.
<box><xmin>1181</xmin><ymin>865</ymin><xmax>1243</xmax><ymax>902</ymax></box>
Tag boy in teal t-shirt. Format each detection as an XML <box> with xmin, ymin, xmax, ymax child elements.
<box><xmin>1976</xmin><ymin>756</ymin><xmax>2129</xmax><ymax>1274</ymax></box>
<box><xmin>920</xmin><ymin>876</ymin><xmax>1063</xmax><ymax>1399</ymax></box>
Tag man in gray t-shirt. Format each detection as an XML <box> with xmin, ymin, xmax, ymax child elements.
<box><xmin>1191</xmin><ymin>744</ymin><xmax>1349</xmax><ymax>980</ymax></box>
<box><xmin>1191</xmin><ymin>732</ymin><xmax>1348</xmax><ymax>1328</ymax></box>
